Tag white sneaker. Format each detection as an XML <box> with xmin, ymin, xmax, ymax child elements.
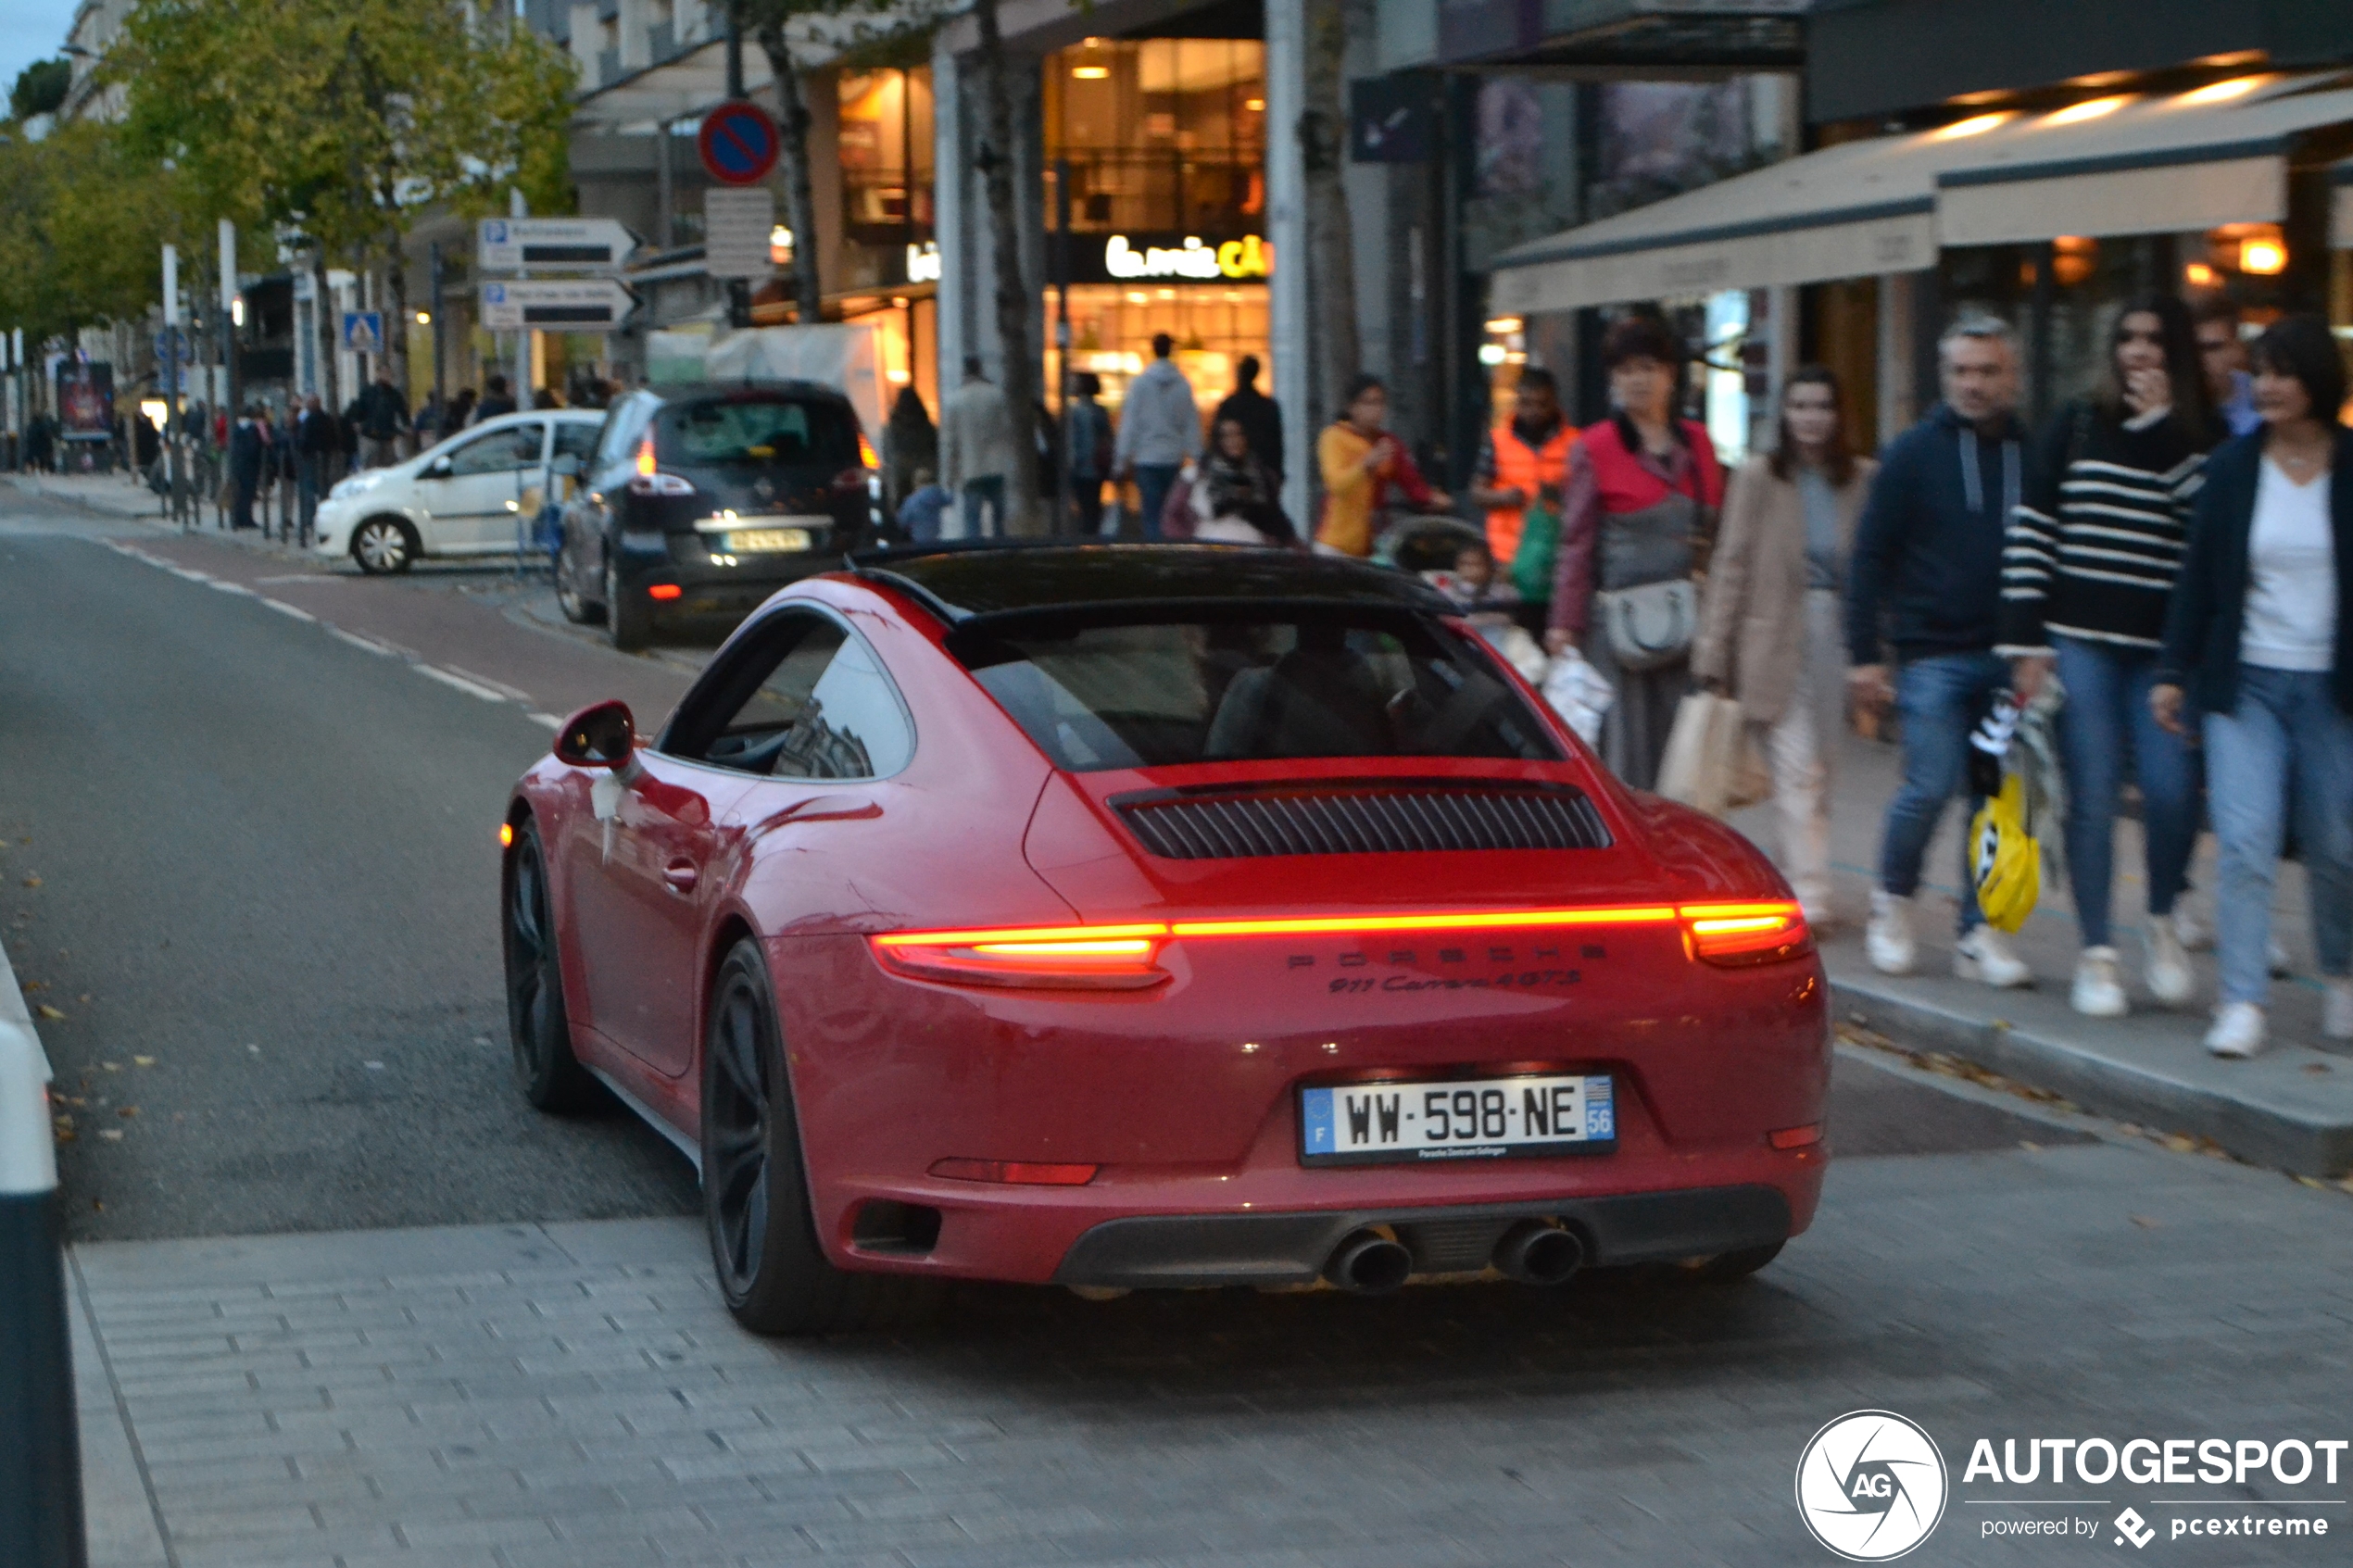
<box><xmin>2171</xmin><ymin>903</ymin><xmax>2214</xmax><ymax>953</ymax></box>
<box><xmin>2205</xmin><ymin>1002</ymin><xmax>2267</xmax><ymax>1059</ymax></box>
<box><xmin>2325</xmin><ymin>980</ymin><xmax>2353</xmax><ymax>1041</ymax></box>
<box><xmin>2144</xmin><ymin>921</ymin><xmax>2195</xmax><ymax>1008</ymax></box>
<box><xmin>1955</xmin><ymin>926</ymin><xmax>2032</xmax><ymax>989</ymax></box>
<box><xmin>2070</xmin><ymin>947</ymin><xmax>2128</xmax><ymax>1016</ymax></box>
<box><xmin>1866</xmin><ymin>890</ymin><xmax>1916</xmax><ymax>976</ymax></box>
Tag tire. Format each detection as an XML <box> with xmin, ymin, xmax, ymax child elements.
<box><xmin>351</xmin><ymin>515</ymin><xmax>419</xmax><ymax>575</ymax></box>
<box><xmin>606</xmin><ymin>551</ymin><xmax>650</xmax><ymax>652</ymax></box>
<box><xmin>555</xmin><ymin>558</ymin><xmax>604</xmax><ymax>625</ymax></box>
<box><xmin>700</xmin><ymin>939</ymin><xmax>932</xmax><ymax>1335</ymax></box>
<box><xmin>502</xmin><ymin>820</ymin><xmax>597</xmax><ymax>1112</ymax></box>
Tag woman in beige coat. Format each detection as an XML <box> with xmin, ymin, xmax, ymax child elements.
<box><xmin>1692</xmin><ymin>367</ymin><xmax>1875</xmax><ymax>926</ymax></box>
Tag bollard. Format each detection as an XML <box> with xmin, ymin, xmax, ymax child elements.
<box><xmin>0</xmin><ymin>935</ymin><xmax>86</xmax><ymax>1568</ymax></box>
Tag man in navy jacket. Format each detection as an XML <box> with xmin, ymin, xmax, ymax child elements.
<box><xmin>1844</xmin><ymin>317</ymin><xmax>2035</xmax><ymax>986</ymax></box>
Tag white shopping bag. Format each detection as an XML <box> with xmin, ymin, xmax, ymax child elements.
<box><xmin>1540</xmin><ymin>648</ymin><xmax>1616</xmax><ymax>746</ymax></box>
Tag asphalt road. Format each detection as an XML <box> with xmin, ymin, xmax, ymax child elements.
<box><xmin>1</xmin><ymin>499</ymin><xmax>702</xmax><ymax>1240</ymax></box>
<box><xmin>5</xmin><ymin>493</ymin><xmax>2086</xmax><ymax>1245</ymax></box>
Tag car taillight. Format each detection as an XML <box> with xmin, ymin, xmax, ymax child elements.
<box><xmin>629</xmin><ymin>437</ymin><xmax>695</xmax><ymax>496</ymax></box>
<box><xmin>857</xmin><ymin>432</ymin><xmax>879</xmax><ymax>469</ymax></box>
<box><xmin>635</xmin><ymin>435</ymin><xmax>656</xmax><ymax>476</ymax></box>
<box><xmin>1680</xmin><ymin>902</ymin><xmax>1811</xmax><ymax>968</ymax></box>
<box><xmin>869</xmin><ymin>923</ymin><xmax>1170</xmax><ymax>990</ymax></box>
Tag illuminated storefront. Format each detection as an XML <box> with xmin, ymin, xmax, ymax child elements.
<box><xmin>1043</xmin><ymin>37</ymin><xmax>1269</xmax><ymax>418</ymax></box>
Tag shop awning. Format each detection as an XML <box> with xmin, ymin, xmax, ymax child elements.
<box><xmin>1491</xmin><ymin>74</ymin><xmax>2353</xmax><ymax>314</ymax></box>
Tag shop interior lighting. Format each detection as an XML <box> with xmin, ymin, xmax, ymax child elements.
<box><xmin>2180</xmin><ymin>75</ymin><xmax>2267</xmax><ymax>104</ymax></box>
<box><xmin>2183</xmin><ymin>261</ymin><xmax>2218</xmax><ymax>288</ymax></box>
<box><xmin>1244</xmin><ymin>98</ymin><xmax>1264</xmax><ymax>111</ymax></box>
<box><xmin>2240</xmin><ymin>236</ymin><xmax>2287</xmax><ymax>275</ymax></box>
<box><xmin>1484</xmin><ymin>316</ymin><xmax>1524</xmax><ymax>334</ymax></box>
<box><xmin>1072</xmin><ymin>65</ymin><xmax>1110</xmax><ymax>79</ymax></box>
<box><xmin>1933</xmin><ymin>112</ymin><xmax>2010</xmax><ymax>139</ymax></box>
<box><xmin>2046</xmin><ymin>95</ymin><xmax>2130</xmax><ymax>125</ymax></box>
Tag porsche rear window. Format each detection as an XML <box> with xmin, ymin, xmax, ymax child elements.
<box><xmin>950</xmin><ymin>610</ymin><xmax>1562</xmax><ymax>771</ymax></box>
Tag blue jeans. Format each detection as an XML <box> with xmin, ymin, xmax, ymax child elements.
<box><xmin>1879</xmin><ymin>650</ymin><xmax>2010</xmax><ymax>933</ymax></box>
<box><xmin>961</xmin><ymin>476</ymin><xmax>1007</xmax><ymax>537</ymax></box>
<box><xmin>2052</xmin><ymin>636</ymin><xmax>2196</xmax><ymax>948</ymax></box>
<box><xmin>2203</xmin><ymin>666</ymin><xmax>2353</xmax><ymax>1004</ymax></box>
<box><xmin>1133</xmin><ymin>463</ymin><xmax>1180</xmax><ymax>542</ymax></box>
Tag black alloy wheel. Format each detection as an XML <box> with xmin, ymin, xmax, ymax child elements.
<box><xmin>605</xmin><ymin>550</ymin><xmax>650</xmax><ymax>653</ymax></box>
<box><xmin>503</xmin><ymin>819</ymin><xmax>596</xmax><ymax>1111</ymax></box>
<box><xmin>700</xmin><ymin>938</ymin><xmax>930</xmax><ymax>1335</ymax></box>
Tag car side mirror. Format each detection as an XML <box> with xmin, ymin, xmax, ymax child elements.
<box><xmin>551</xmin><ymin>454</ymin><xmax>582</xmax><ymax>478</ymax></box>
<box><xmin>423</xmin><ymin>457</ymin><xmax>453</xmax><ymax>479</ymax></box>
<box><xmin>554</xmin><ymin>700</ymin><xmax>636</xmax><ymax>768</ymax></box>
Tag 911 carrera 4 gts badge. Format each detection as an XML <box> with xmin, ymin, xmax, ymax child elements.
<box><xmin>1291</xmin><ymin>943</ymin><xmax>1603</xmax><ymax>992</ymax></box>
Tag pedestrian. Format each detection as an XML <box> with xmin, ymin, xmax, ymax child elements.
<box><xmin>2000</xmin><ymin>295</ymin><xmax>2221</xmax><ymax>1017</ymax></box>
<box><xmin>1692</xmin><ymin>366</ymin><xmax>1876</xmax><ymax>928</ymax></box>
<box><xmin>1114</xmin><ymin>332</ymin><xmax>1202</xmax><ymax>541</ymax></box>
<box><xmin>1212</xmin><ymin>353</ymin><xmax>1283</xmax><ymax>486</ymax></box>
<box><xmin>357</xmin><ymin>370</ymin><xmax>408</xmax><ymax>468</ymax></box>
<box><xmin>1185</xmin><ymin>416</ymin><xmax>1292</xmax><ymax>546</ymax></box>
<box><xmin>1063</xmin><ymin>372</ymin><xmax>1113</xmax><ymax>536</ymax></box>
<box><xmin>2152</xmin><ymin>315</ymin><xmax>2353</xmax><ymax>1059</ymax></box>
<box><xmin>227</xmin><ymin>403</ymin><xmax>267</xmax><ymax>531</ymax></box>
<box><xmin>446</xmin><ymin>385</ymin><xmax>479</xmax><ymax>434</ymax></box>
<box><xmin>1315</xmin><ymin>374</ymin><xmax>1447</xmax><ymax>558</ymax></box>
<box><xmin>1465</xmin><ymin>366</ymin><xmax>1575</xmax><ymax>576</ymax></box>
<box><xmin>296</xmin><ymin>394</ymin><xmax>336</xmax><ymax>542</ymax></box>
<box><xmin>884</xmin><ymin>385</ymin><xmax>937</xmax><ymax>514</ymax></box>
<box><xmin>532</xmin><ymin>386</ymin><xmax>563</xmax><ymax>410</ymax></box>
<box><xmin>940</xmin><ymin>357</ymin><xmax>1016</xmax><ymax>537</ymax></box>
<box><xmin>473</xmin><ymin>374</ymin><xmax>517</xmax><ymax>422</ymax></box>
<box><xmin>1543</xmin><ymin>315</ymin><xmax>1723</xmax><ymax>791</ymax></box>
<box><xmin>1845</xmin><ymin>315</ymin><xmax>2033</xmax><ymax>987</ymax></box>
<box><xmin>2191</xmin><ymin>295</ymin><xmax>2261</xmax><ymax>438</ymax></box>
<box><xmin>896</xmin><ymin>467</ymin><xmax>950</xmax><ymax>543</ymax></box>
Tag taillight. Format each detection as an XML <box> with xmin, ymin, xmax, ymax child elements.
<box><xmin>1680</xmin><ymin>902</ymin><xmax>1812</xmax><ymax>968</ymax></box>
<box><xmin>630</xmin><ymin>437</ymin><xmax>695</xmax><ymax>496</ymax></box>
<box><xmin>832</xmin><ymin>467</ymin><xmax>868</xmax><ymax>491</ymax></box>
<box><xmin>857</xmin><ymin>431</ymin><xmax>879</xmax><ymax>469</ymax></box>
<box><xmin>870</xmin><ymin>923</ymin><xmax>1169</xmax><ymax>991</ymax></box>
<box><xmin>635</xmin><ymin>436</ymin><xmax>656</xmax><ymax>476</ymax></box>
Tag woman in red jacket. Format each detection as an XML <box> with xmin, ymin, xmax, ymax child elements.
<box><xmin>1544</xmin><ymin>314</ymin><xmax>1724</xmax><ymax>789</ymax></box>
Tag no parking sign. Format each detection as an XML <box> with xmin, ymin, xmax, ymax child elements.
<box><xmin>698</xmin><ymin>101</ymin><xmax>780</xmax><ymax>186</ymax></box>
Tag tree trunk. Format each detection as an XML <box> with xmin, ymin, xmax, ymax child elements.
<box><xmin>384</xmin><ymin>249</ymin><xmax>412</xmax><ymax>447</ymax></box>
<box><xmin>972</xmin><ymin>0</ymin><xmax>1042</xmax><ymax>534</ymax></box>
<box><xmin>755</xmin><ymin>24</ymin><xmax>824</xmax><ymax>323</ymax></box>
<box><xmin>312</xmin><ymin>254</ymin><xmax>341</xmax><ymax>418</ymax></box>
<box><xmin>1299</xmin><ymin>0</ymin><xmax>1360</xmax><ymax>455</ymax></box>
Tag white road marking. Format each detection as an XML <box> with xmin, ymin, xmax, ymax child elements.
<box><xmin>443</xmin><ymin>665</ymin><xmax>533</xmax><ymax>703</ymax></box>
<box><xmin>328</xmin><ymin>627</ymin><xmax>396</xmax><ymax>657</ymax></box>
<box><xmin>206</xmin><ymin>580</ymin><xmax>258</xmax><ymax>596</ymax></box>
<box><xmin>254</xmin><ymin>573</ymin><xmax>346</xmax><ymax>584</ymax></box>
<box><xmin>166</xmin><ymin>567</ymin><xmax>213</xmax><ymax>583</ymax></box>
<box><xmin>526</xmin><ymin>712</ymin><xmax>563</xmax><ymax>731</ymax></box>
<box><xmin>261</xmin><ymin>599</ymin><xmax>317</xmax><ymax>622</ymax></box>
<box><xmin>415</xmin><ymin>665</ymin><xmax>509</xmax><ymax>702</ymax></box>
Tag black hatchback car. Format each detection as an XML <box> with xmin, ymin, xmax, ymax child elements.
<box><xmin>555</xmin><ymin>382</ymin><xmax>887</xmax><ymax>650</ymax></box>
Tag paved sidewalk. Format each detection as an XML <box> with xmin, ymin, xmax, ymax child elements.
<box><xmin>6</xmin><ymin>470</ymin><xmax>176</xmax><ymax>521</ymax></box>
<box><xmin>1759</xmin><ymin>726</ymin><xmax>2353</xmax><ymax>1176</ymax></box>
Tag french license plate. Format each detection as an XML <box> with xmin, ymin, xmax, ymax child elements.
<box><xmin>1300</xmin><ymin>1074</ymin><xmax>1615</xmax><ymax>1165</ymax></box>
<box><xmin>727</xmin><ymin>527</ymin><xmax>813</xmax><ymax>553</ymax></box>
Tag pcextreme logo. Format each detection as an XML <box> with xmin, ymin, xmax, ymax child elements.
<box><xmin>1796</xmin><ymin>1410</ymin><xmax>1952</xmax><ymax>1561</ymax></box>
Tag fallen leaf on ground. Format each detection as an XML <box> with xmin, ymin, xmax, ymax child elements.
<box><xmin>99</xmin><ymin>1060</ymin><xmax>119</xmax><ymax>1072</ymax></box>
<box><xmin>2130</xmin><ymin>1215</ymin><xmax>2158</xmax><ymax>1228</ymax></box>
<box><xmin>20</xmin><ymin>875</ymin><xmax>40</xmax><ymax>887</ymax></box>
<box><xmin>132</xmin><ymin>1056</ymin><xmax>155</xmax><ymax>1067</ymax></box>
<box><xmin>19</xmin><ymin>979</ymin><xmax>44</xmax><ymax>992</ymax></box>
<box><xmin>36</xmin><ymin>1004</ymin><xmax>65</xmax><ymax>1022</ymax></box>
<box><xmin>116</xmin><ymin>1107</ymin><xmax>138</xmax><ymax>1118</ymax></box>
<box><xmin>2296</xmin><ymin>1174</ymin><xmax>2326</xmax><ymax>1189</ymax></box>
<box><xmin>2304</xmin><ymin>1062</ymin><xmax>2332</xmax><ymax>1074</ymax></box>
<box><xmin>2163</xmin><ymin>1134</ymin><xmax>2196</xmax><ymax>1153</ymax></box>
<box><xmin>77</xmin><ymin>993</ymin><xmax>90</xmax><ymax>1004</ymax></box>
<box><xmin>97</xmin><ymin>1129</ymin><xmax>122</xmax><ymax>1141</ymax></box>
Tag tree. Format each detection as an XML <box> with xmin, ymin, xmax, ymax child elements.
<box><xmin>0</xmin><ymin>119</ymin><xmax>198</xmax><ymax>343</ymax></box>
<box><xmin>8</xmin><ymin>57</ymin><xmax>70</xmax><ymax>121</ymax></box>
<box><xmin>969</xmin><ymin>0</ymin><xmax>1041</xmax><ymax>532</ymax></box>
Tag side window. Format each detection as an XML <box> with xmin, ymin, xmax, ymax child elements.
<box><xmin>448</xmin><ymin>424</ymin><xmax>539</xmax><ymax>476</ymax></box>
<box><xmin>553</xmin><ymin>420</ymin><xmax>600</xmax><ymax>465</ymax></box>
<box><xmin>661</xmin><ymin>611</ymin><xmax>914</xmax><ymax>780</ymax></box>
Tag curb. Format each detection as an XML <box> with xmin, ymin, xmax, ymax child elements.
<box><xmin>1831</xmin><ymin>973</ymin><xmax>2353</xmax><ymax>1178</ymax></box>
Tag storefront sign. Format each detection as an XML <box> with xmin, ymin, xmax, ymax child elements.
<box><xmin>1098</xmin><ymin>232</ymin><xmax>1270</xmax><ymax>283</ymax></box>
<box><xmin>905</xmin><ymin>241</ymin><xmax>941</xmax><ymax>283</ymax></box>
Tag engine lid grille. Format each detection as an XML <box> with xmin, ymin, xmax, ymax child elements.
<box><xmin>1112</xmin><ymin>781</ymin><xmax>1611</xmax><ymax>860</ymax></box>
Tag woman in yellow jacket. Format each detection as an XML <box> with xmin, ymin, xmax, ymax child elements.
<box><xmin>1315</xmin><ymin>374</ymin><xmax>1451</xmax><ymax>556</ymax></box>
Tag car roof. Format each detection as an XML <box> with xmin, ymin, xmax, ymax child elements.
<box><xmin>847</xmin><ymin>542</ymin><xmax>1453</xmax><ymax>624</ymax></box>
<box><xmin>649</xmin><ymin>380</ymin><xmax>856</xmax><ymax>408</ymax></box>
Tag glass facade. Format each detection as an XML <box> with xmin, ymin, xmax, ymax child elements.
<box><xmin>1042</xmin><ymin>38</ymin><xmax>1269</xmax><ymax>418</ymax></box>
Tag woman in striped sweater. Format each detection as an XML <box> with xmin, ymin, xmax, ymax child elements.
<box><xmin>1999</xmin><ymin>295</ymin><xmax>2221</xmax><ymax>1017</ymax></box>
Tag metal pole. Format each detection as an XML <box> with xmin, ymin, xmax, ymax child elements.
<box><xmin>162</xmin><ymin>245</ymin><xmax>186</xmax><ymax>530</ymax></box>
<box><xmin>510</xmin><ymin>190</ymin><xmax>530</xmax><ymax>406</ymax></box>
<box><xmin>219</xmin><ymin>219</ymin><xmax>240</xmax><ymax>428</ymax></box>
<box><xmin>0</xmin><ymin>933</ymin><xmax>87</xmax><ymax>1568</ymax></box>
<box><xmin>724</xmin><ymin>15</ymin><xmax>751</xmax><ymax>330</ymax></box>
<box><xmin>1054</xmin><ymin>156</ymin><xmax>1072</xmax><ymax>536</ymax></box>
<box><xmin>429</xmin><ymin>242</ymin><xmax>446</xmax><ymax>413</ymax></box>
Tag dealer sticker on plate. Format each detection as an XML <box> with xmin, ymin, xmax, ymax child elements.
<box><xmin>1299</xmin><ymin>1073</ymin><xmax>1615</xmax><ymax>1165</ymax></box>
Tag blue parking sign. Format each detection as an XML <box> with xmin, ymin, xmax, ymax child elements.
<box><xmin>342</xmin><ymin>311</ymin><xmax>384</xmax><ymax>355</ymax></box>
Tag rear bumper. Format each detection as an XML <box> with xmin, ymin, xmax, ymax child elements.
<box><xmin>1051</xmin><ymin>1185</ymin><xmax>1793</xmax><ymax>1289</ymax></box>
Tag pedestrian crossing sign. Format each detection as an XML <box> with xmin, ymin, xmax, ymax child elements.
<box><xmin>342</xmin><ymin>311</ymin><xmax>384</xmax><ymax>355</ymax></box>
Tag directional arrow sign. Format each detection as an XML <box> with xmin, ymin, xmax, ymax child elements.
<box><xmin>477</xmin><ymin>217</ymin><xmax>640</xmax><ymax>272</ymax></box>
<box><xmin>478</xmin><ymin>279</ymin><xmax>638</xmax><ymax>330</ymax></box>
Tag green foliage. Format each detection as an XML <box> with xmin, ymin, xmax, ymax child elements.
<box><xmin>9</xmin><ymin>57</ymin><xmax>70</xmax><ymax>120</ymax></box>
<box><xmin>0</xmin><ymin>119</ymin><xmax>202</xmax><ymax>336</ymax></box>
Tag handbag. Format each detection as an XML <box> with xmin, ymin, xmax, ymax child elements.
<box><xmin>1594</xmin><ymin>578</ymin><xmax>1699</xmax><ymax>671</ymax></box>
<box><xmin>1510</xmin><ymin>502</ymin><xmax>1558</xmax><ymax>602</ymax></box>
<box><xmin>1656</xmin><ymin>692</ymin><xmax>1770</xmax><ymax>817</ymax></box>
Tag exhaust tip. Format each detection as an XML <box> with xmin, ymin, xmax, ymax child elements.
<box><xmin>1326</xmin><ymin>1231</ymin><xmax>1413</xmax><ymax>1294</ymax></box>
<box><xmin>1494</xmin><ymin>1220</ymin><xmax>1584</xmax><ymax>1286</ymax></box>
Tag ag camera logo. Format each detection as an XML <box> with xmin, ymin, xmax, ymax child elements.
<box><xmin>1796</xmin><ymin>1411</ymin><xmax>1949</xmax><ymax>1561</ymax></box>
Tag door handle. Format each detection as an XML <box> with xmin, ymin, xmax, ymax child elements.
<box><xmin>661</xmin><ymin>859</ymin><xmax>699</xmax><ymax>894</ymax></box>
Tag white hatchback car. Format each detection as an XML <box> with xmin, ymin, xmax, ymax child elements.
<box><xmin>315</xmin><ymin>410</ymin><xmax>604</xmax><ymax>574</ymax></box>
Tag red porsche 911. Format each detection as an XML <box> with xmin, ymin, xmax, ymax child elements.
<box><xmin>502</xmin><ymin>544</ymin><xmax>1829</xmax><ymax>1334</ymax></box>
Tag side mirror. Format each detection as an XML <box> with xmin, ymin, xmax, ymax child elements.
<box><xmin>554</xmin><ymin>699</ymin><xmax>636</xmax><ymax>768</ymax></box>
<box><xmin>551</xmin><ymin>454</ymin><xmax>582</xmax><ymax>478</ymax></box>
<box><xmin>423</xmin><ymin>457</ymin><xmax>453</xmax><ymax>479</ymax></box>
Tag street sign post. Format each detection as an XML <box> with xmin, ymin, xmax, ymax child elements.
<box><xmin>476</xmin><ymin>218</ymin><xmax>639</xmax><ymax>273</ymax></box>
<box><xmin>477</xmin><ymin>279</ymin><xmax>639</xmax><ymax>331</ymax></box>
<box><xmin>698</xmin><ymin>100</ymin><xmax>780</xmax><ymax>186</ymax></box>
<box><xmin>342</xmin><ymin>311</ymin><xmax>384</xmax><ymax>356</ymax></box>
<box><xmin>703</xmin><ymin>187</ymin><xmax>777</xmax><ymax>281</ymax></box>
